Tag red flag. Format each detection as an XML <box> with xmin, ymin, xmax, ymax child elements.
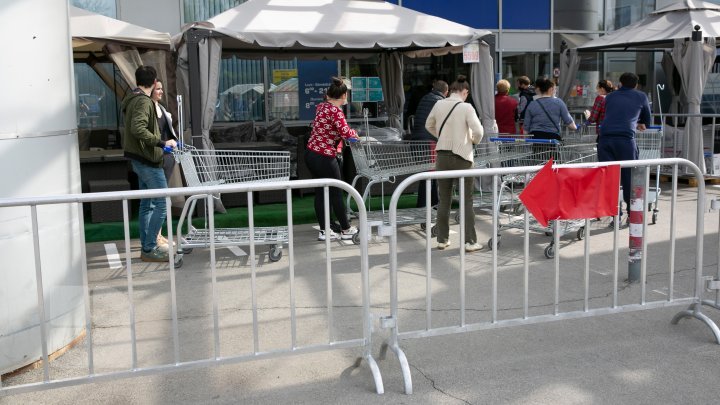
<box><xmin>519</xmin><ymin>159</ymin><xmax>620</xmax><ymax>227</ymax></box>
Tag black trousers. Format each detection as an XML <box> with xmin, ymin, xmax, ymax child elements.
<box><xmin>304</xmin><ymin>150</ymin><xmax>351</xmax><ymax>230</ymax></box>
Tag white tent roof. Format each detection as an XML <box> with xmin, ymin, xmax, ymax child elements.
<box><xmin>183</xmin><ymin>0</ymin><xmax>489</xmax><ymax>51</ymax></box>
<box><xmin>577</xmin><ymin>0</ymin><xmax>720</xmax><ymax>51</ymax></box>
<box><xmin>70</xmin><ymin>6</ymin><xmax>172</xmax><ymax>51</ymax></box>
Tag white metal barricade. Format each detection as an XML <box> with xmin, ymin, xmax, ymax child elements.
<box><xmin>382</xmin><ymin>158</ymin><xmax>720</xmax><ymax>395</ymax></box>
<box><xmin>173</xmin><ymin>146</ymin><xmax>291</xmax><ymax>264</ymax></box>
<box><xmin>0</xmin><ymin>179</ymin><xmax>382</xmax><ymax>396</ymax></box>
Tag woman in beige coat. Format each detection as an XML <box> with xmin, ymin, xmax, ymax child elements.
<box><xmin>425</xmin><ymin>75</ymin><xmax>484</xmax><ymax>252</ymax></box>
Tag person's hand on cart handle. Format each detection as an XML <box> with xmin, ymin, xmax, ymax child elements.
<box><xmin>637</xmin><ymin>123</ymin><xmax>647</xmax><ymax>132</ymax></box>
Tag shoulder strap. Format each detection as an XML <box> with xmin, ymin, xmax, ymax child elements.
<box><xmin>535</xmin><ymin>98</ymin><xmax>561</xmax><ymax>133</ymax></box>
<box><xmin>439</xmin><ymin>102</ymin><xmax>462</xmax><ymax>137</ymax></box>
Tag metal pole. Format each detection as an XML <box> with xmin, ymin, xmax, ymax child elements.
<box><xmin>628</xmin><ymin>167</ymin><xmax>645</xmax><ymax>282</ymax></box>
<box><xmin>187</xmin><ymin>29</ymin><xmax>209</xmax><ymax>147</ymax></box>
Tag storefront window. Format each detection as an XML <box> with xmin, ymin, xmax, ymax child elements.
<box><xmin>182</xmin><ymin>0</ymin><xmax>247</xmax><ymax>23</ymax></box>
<box><xmin>501</xmin><ymin>52</ymin><xmax>551</xmax><ymax>94</ymax></box>
<box><xmin>605</xmin><ymin>0</ymin><xmax>655</xmax><ymax>31</ymax></box>
<box><xmin>215</xmin><ymin>57</ymin><xmax>266</xmax><ymax>122</ymax></box>
<box><xmin>71</xmin><ymin>0</ymin><xmax>116</xmax><ymax>17</ymax></box>
<box><xmin>74</xmin><ymin>62</ymin><xmax>123</xmax><ymax>150</ymax></box>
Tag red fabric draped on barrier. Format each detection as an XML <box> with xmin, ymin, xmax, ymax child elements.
<box><xmin>519</xmin><ymin>159</ymin><xmax>620</xmax><ymax>227</ymax></box>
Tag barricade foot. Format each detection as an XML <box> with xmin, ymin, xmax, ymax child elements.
<box><xmin>702</xmin><ymin>299</ymin><xmax>720</xmax><ymax>311</ymax></box>
<box><xmin>365</xmin><ymin>355</ymin><xmax>385</xmax><ymax>394</ymax></box>
<box><xmin>386</xmin><ymin>342</ymin><xmax>412</xmax><ymax>395</ymax></box>
<box><xmin>671</xmin><ymin>303</ymin><xmax>720</xmax><ymax>344</ymax></box>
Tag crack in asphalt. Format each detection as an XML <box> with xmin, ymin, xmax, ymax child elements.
<box><xmin>410</xmin><ymin>363</ymin><xmax>473</xmax><ymax>405</ymax></box>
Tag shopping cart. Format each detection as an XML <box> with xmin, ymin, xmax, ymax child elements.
<box><xmin>486</xmin><ymin>138</ymin><xmax>598</xmax><ymax>258</ymax></box>
<box><xmin>347</xmin><ymin>140</ymin><xmax>438</xmax><ymax>235</ymax></box>
<box><xmin>634</xmin><ymin>126</ymin><xmax>663</xmax><ymax>224</ymax></box>
<box><xmin>173</xmin><ymin>145</ymin><xmax>291</xmax><ymax>265</ymax></box>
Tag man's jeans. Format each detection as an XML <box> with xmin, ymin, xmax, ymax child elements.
<box><xmin>131</xmin><ymin>160</ymin><xmax>168</xmax><ymax>252</ymax></box>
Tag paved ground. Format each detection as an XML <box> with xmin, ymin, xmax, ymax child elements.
<box><xmin>3</xmin><ymin>181</ymin><xmax>720</xmax><ymax>404</ymax></box>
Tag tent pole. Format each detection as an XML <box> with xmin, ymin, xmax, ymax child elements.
<box><xmin>187</xmin><ymin>29</ymin><xmax>209</xmax><ymax>147</ymax></box>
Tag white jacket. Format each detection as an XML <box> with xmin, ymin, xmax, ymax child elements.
<box><xmin>425</xmin><ymin>93</ymin><xmax>483</xmax><ymax>163</ymax></box>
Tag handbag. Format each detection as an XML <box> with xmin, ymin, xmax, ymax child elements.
<box><xmin>535</xmin><ymin>98</ymin><xmax>561</xmax><ymax>135</ymax></box>
<box><xmin>438</xmin><ymin>102</ymin><xmax>462</xmax><ymax>137</ymax></box>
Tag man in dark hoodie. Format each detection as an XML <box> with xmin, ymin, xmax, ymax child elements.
<box><xmin>123</xmin><ymin>65</ymin><xmax>177</xmax><ymax>262</ymax></box>
<box><xmin>411</xmin><ymin>80</ymin><xmax>448</xmax><ymax>208</ymax></box>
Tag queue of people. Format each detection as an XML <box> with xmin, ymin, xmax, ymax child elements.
<box><xmin>122</xmin><ymin>67</ymin><xmax>648</xmax><ymax>259</ymax></box>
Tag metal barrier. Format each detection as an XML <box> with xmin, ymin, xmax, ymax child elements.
<box><xmin>0</xmin><ymin>179</ymin><xmax>382</xmax><ymax>396</ymax></box>
<box><xmin>382</xmin><ymin>158</ymin><xmax>720</xmax><ymax>394</ymax></box>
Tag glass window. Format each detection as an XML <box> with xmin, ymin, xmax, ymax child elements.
<box><xmin>182</xmin><ymin>0</ymin><xmax>247</xmax><ymax>23</ymax></box>
<box><xmin>74</xmin><ymin>62</ymin><xmax>123</xmax><ymax>149</ymax></box>
<box><xmin>501</xmin><ymin>52</ymin><xmax>551</xmax><ymax>94</ymax></box>
<box><xmin>71</xmin><ymin>0</ymin><xmax>116</xmax><ymax>17</ymax></box>
<box><xmin>344</xmin><ymin>57</ymin><xmax>385</xmax><ymax>120</ymax></box>
<box><xmin>605</xmin><ymin>0</ymin><xmax>655</xmax><ymax>31</ymax></box>
<box><xmin>554</xmin><ymin>0</ymin><xmax>603</xmax><ymax>31</ymax></box>
<box><xmin>215</xmin><ymin>57</ymin><xmax>266</xmax><ymax>122</ymax></box>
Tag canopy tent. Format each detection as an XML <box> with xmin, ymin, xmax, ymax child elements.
<box><xmin>175</xmin><ymin>0</ymin><xmax>495</xmax><ymax>147</ymax></box>
<box><xmin>575</xmin><ymin>0</ymin><xmax>720</xmax><ymax>173</ymax></box>
<box><xmin>70</xmin><ymin>6</ymin><xmax>172</xmax><ymax>52</ymax></box>
<box><xmin>70</xmin><ymin>6</ymin><xmax>175</xmax><ymax>114</ymax></box>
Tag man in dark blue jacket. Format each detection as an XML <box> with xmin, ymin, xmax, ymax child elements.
<box><xmin>411</xmin><ymin>80</ymin><xmax>448</xmax><ymax>207</ymax></box>
<box><xmin>599</xmin><ymin>72</ymin><xmax>652</xmax><ymax>222</ymax></box>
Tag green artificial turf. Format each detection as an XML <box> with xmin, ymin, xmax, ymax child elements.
<box><xmin>83</xmin><ymin>193</ymin><xmax>420</xmax><ymax>243</ymax></box>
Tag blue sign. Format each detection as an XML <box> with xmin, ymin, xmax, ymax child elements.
<box><xmin>297</xmin><ymin>60</ymin><xmax>338</xmax><ymax>121</ymax></box>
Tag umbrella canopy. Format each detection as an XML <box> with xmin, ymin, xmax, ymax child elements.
<box><xmin>577</xmin><ymin>0</ymin><xmax>720</xmax><ymax>51</ymax></box>
<box><xmin>70</xmin><ymin>5</ymin><xmax>172</xmax><ymax>51</ymax></box>
<box><xmin>190</xmin><ymin>0</ymin><xmax>489</xmax><ymax>51</ymax></box>
<box><xmin>177</xmin><ymin>0</ymin><xmax>496</xmax><ymax>147</ymax></box>
<box><xmin>575</xmin><ymin>0</ymin><xmax>719</xmax><ymax>174</ymax></box>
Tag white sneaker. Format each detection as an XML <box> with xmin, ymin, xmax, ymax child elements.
<box><xmin>318</xmin><ymin>230</ymin><xmax>338</xmax><ymax>241</ymax></box>
<box><xmin>465</xmin><ymin>242</ymin><xmax>483</xmax><ymax>253</ymax></box>
<box><xmin>437</xmin><ymin>240</ymin><xmax>451</xmax><ymax>250</ymax></box>
<box><xmin>340</xmin><ymin>226</ymin><xmax>359</xmax><ymax>240</ymax></box>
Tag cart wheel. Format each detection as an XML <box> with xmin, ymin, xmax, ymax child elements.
<box><xmin>499</xmin><ymin>205</ymin><xmax>508</xmax><ymax>213</ymax></box>
<box><xmin>352</xmin><ymin>232</ymin><xmax>361</xmax><ymax>245</ymax></box>
<box><xmin>513</xmin><ymin>204</ymin><xmax>525</xmax><ymax>216</ymax></box>
<box><xmin>180</xmin><ymin>248</ymin><xmax>193</xmax><ymax>254</ymax></box>
<box><xmin>487</xmin><ymin>236</ymin><xmax>501</xmax><ymax>250</ymax></box>
<box><xmin>544</xmin><ymin>244</ymin><xmax>555</xmax><ymax>259</ymax></box>
<box><xmin>268</xmin><ymin>247</ymin><xmax>283</xmax><ymax>262</ymax></box>
<box><xmin>651</xmin><ymin>211</ymin><xmax>658</xmax><ymax>225</ymax></box>
<box><xmin>576</xmin><ymin>227</ymin><xmax>585</xmax><ymax>240</ymax></box>
<box><xmin>420</xmin><ymin>223</ymin><xmax>426</xmax><ymax>231</ymax></box>
<box><xmin>545</xmin><ymin>231</ymin><xmax>553</xmax><ymax>237</ymax></box>
<box><xmin>174</xmin><ymin>257</ymin><xmax>183</xmax><ymax>269</ymax></box>
<box><xmin>454</xmin><ymin>212</ymin><xmax>461</xmax><ymax>224</ymax></box>
<box><xmin>431</xmin><ymin>225</ymin><xmax>437</xmax><ymax>237</ymax></box>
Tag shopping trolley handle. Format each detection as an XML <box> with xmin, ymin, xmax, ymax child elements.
<box><xmin>489</xmin><ymin>137</ymin><xmax>560</xmax><ymax>144</ymax></box>
<box><xmin>163</xmin><ymin>142</ymin><xmax>184</xmax><ymax>153</ymax></box>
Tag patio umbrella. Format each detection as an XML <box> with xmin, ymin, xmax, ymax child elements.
<box><xmin>577</xmin><ymin>0</ymin><xmax>720</xmax><ymax>173</ymax></box>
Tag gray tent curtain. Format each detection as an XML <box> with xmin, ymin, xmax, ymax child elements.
<box><xmin>671</xmin><ymin>35</ymin><xmax>716</xmax><ymax>174</ymax></box>
<box><xmin>558</xmin><ymin>49</ymin><xmax>580</xmax><ymax>101</ymax></box>
<box><xmin>377</xmin><ymin>52</ymin><xmax>404</xmax><ymax>131</ymax></box>
<box><xmin>176</xmin><ymin>36</ymin><xmax>222</xmax><ymax>149</ymax></box>
<box><xmin>470</xmin><ymin>40</ymin><xmax>497</xmax><ymax>192</ymax></box>
<box><xmin>198</xmin><ymin>37</ymin><xmax>222</xmax><ymax>149</ymax></box>
<box><xmin>660</xmin><ymin>52</ymin><xmax>681</xmax><ymax>116</ymax></box>
<box><xmin>470</xmin><ymin>40</ymin><xmax>497</xmax><ymax>134</ymax></box>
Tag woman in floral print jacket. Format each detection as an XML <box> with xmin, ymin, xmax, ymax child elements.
<box><xmin>304</xmin><ymin>77</ymin><xmax>360</xmax><ymax>241</ymax></box>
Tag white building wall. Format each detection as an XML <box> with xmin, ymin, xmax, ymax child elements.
<box><xmin>117</xmin><ymin>0</ymin><xmax>183</xmax><ymax>35</ymax></box>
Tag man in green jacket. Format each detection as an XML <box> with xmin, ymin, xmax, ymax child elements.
<box><xmin>122</xmin><ymin>66</ymin><xmax>177</xmax><ymax>262</ymax></box>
